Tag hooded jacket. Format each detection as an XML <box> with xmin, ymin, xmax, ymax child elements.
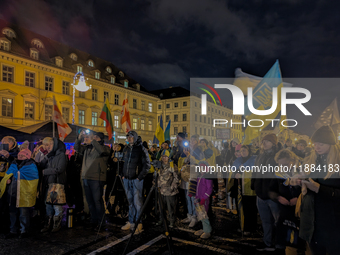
<box><xmin>42</xmin><ymin>137</ymin><xmax>67</xmax><ymax>186</ymax></box>
<box><xmin>74</xmin><ymin>138</ymin><xmax>110</xmax><ymax>182</ymax></box>
<box><xmin>122</xmin><ymin>131</ymin><xmax>151</xmax><ymax>180</ymax></box>
<box><xmin>196</xmin><ymin>172</ymin><xmax>213</xmax><ymax>212</ymax></box>
<box><xmin>158</xmin><ymin>161</ymin><xmax>179</xmax><ymax>196</ymax></box>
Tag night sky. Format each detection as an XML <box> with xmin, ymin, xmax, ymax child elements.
<box><xmin>1</xmin><ymin>0</ymin><xmax>340</xmax><ymax>135</ymax></box>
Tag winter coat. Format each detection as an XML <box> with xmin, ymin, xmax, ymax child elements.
<box><xmin>0</xmin><ymin>143</ymin><xmax>19</xmax><ymax>179</ymax></box>
<box><xmin>158</xmin><ymin>162</ymin><xmax>179</xmax><ymax>196</ymax></box>
<box><xmin>74</xmin><ymin>139</ymin><xmax>110</xmax><ymax>182</ymax></box>
<box><xmin>229</xmin><ymin>156</ymin><xmax>257</xmax><ymax>196</ymax></box>
<box><xmin>196</xmin><ymin>173</ymin><xmax>213</xmax><ymax>212</ymax></box>
<box><xmin>42</xmin><ymin>138</ymin><xmax>67</xmax><ymax>187</ymax></box>
<box><xmin>122</xmin><ymin>131</ymin><xmax>151</xmax><ymax>180</ymax></box>
<box><xmin>5</xmin><ymin>159</ymin><xmax>39</xmax><ymax>208</ymax></box>
<box><xmin>251</xmin><ymin>149</ymin><xmax>277</xmax><ymax>200</ymax></box>
<box><xmin>292</xmin><ymin>147</ymin><xmax>306</xmax><ymax>159</ymax></box>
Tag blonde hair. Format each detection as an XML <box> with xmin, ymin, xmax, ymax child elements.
<box><xmin>275</xmin><ymin>149</ymin><xmax>300</xmax><ymax>165</ymax></box>
<box><xmin>303</xmin><ymin>144</ymin><xmax>340</xmax><ymax>179</ymax></box>
<box><xmin>42</xmin><ymin>137</ymin><xmax>54</xmax><ymax>146</ymax></box>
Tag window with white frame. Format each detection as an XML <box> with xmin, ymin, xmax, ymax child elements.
<box><xmin>2</xmin><ymin>98</ymin><xmax>13</xmax><ymax>117</ymax></box>
<box><xmin>106</xmin><ymin>66</ymin><xmax>112</xmax><ymax>73</ymax></box>
<box><xmin>45</xmin><ymin>76</ymin><xmax>53</xmax><ymax>91</ymax></box>
<box><xmin>133</xmin><ymin>118</ymin><xmax>138</xmax><ymax>130</ymax></box>
<box><xmin>114</xmin><ymin>94</ymin><xmax>119</xmax><ymax>105</ymax></box>
<box><xmin>148</xmin><ymin>120</ymin><xmax>152</xmax><ymax>131</ymax></box>
<box><xmin>92</xmin><ymin>88</ymin><xmax>98</xmax><ymax>101</ymax></box>
<box><xmin>104</xmin><ymin>91</ymin><xmax>109</xmax><ymax>102</ymax></box>
<box><xmin>25</xmin><ymin>71</ymin><xmax>35</xmax><ymax>87</ymax></box>
<box><xmin>77</xmin><ymin>65</ymin><xmax>82</xmax><ymax>73</ymax></box>
<box><xmin>110</xmin><ymin>76</ymin><xmax>115</xmax><ymax>84</ymax></box>
<box><xmin>70</xmin><ymin>53</ymin><xmax>77</xmax><ymax>61</ymax></box>
<box><xmin>0</xmin><ymin>40</ymin><xmax>10</xmax><ymax>51</ymax></box>
<box><xmin>62</xmin><ymin>107</ymin><xmax>69</xmax><ymax>123</ymax></box>
<box><xmin>141</xmin><ymin>119</ymin><xmax>145</xmax><ymax>130</ymax></box>
<box><xmin>56</xmin><ymin>58</ymin><xmax>63</xmax><ymax>67</ymax></box>
<box><xmin>2</xmin><ymin>65</ymin><xmax>13</xmax><ymax>82</ymax></box>
<box><xmin>114</xmin><ymin>115</ymin><xmax>119</xmax><ymax>128</ymax></box>
<box><xmin>62</xmin><ymin>81</ymin><xmax>70</xmax><ymax>95</ymax></box>
<box><xmin>133</xmin><ymin>99</ymin><xmax>137</xmax><ymax>109</ymax></box>
<box><xmin>95</xmin><ymin>71</ymin><xmax>100</xmax><ymax>79</ymax></box>
<box><xmin>148</xmin><ymin>103</ymin><xmax>152</xmax><ymax>112</ymax></box>
<box><xmin>45</xmin><ymin>105</ymin><xmax>53</xmax><ymax>120</ymax></box>
<box><xmin>79</xmin><ymin>110</ymin><xmax>85</xmax><ymax>125</ymax></box>
<box><xmin>30</xmin><ymin>49</ymin><xmax>39</xmax><ymax>60</ymax></box>
<box><xmin>88</xmin><ymin>60</ymin><xmax>94</xmax><ymax>67</ymax></box>
<box><xmin>25</xmin><ymin>102</ymin><xmax>34</xmax><ymax>120</ymax></box>
<box><xmin>92</xmin><ymin>112</ymin><xmax>98</xmax><ymax>126</ymax></box>
<box><xmin>141</xmin><ymin>101</ymin><xmax>145</xmax><ymax>111</ymax></box>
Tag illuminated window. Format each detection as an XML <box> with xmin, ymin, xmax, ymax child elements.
<box><xmin>0</xmin><ymin>40</ymin><xmax>10</xmax><ymax>51</ymax></box>
<box><xmin>62</xmin><ymin>81</ymin><xmax>69</xmax><ymax>95</ymax></box>
<box><xmin>114</xmin><ymin>115</ymin><xmax>119</xmax><ymax>128</ymax></box>
<box><xmin>56</xmin><ymin>58</ymin><xmax>63</xmax><ymax>67</ymax></box>
<box><xmin>88</xmin><ymin>60</ymin><xmax>94</xmax><ymax>67</ymax></box>
<box><xmin>106</xmin><ymin>66</ymin><xmax>112</xmax><ymax>73</ymax></box>
<box><xmin>62</xmin><ymin>107</ymin><xmax>69</xmax><ymax>123</ymax></box>
<box><xmin>25</xmin><ymin>102</ymin><xmax>34</xmax><ymax>119</ymax></box>
<box><xmin>110</xmin><ymin>76</ymin><xmax>115</xmax><ymax>84</ymax></box>
<box><xmin>133</xmin><ymin>118</ymin><xmax>137</xmax><ymax>129</ymax></box>
<box><xmin>77</xmin><ymin>65</ymin><xmax>82</xmax><ymax>73</ymax></box>
<box><xmin>45</xmin><ymin>105</ymin><xmax>53</xmax><ymax>120</ymax></box>
<box><xmin>141</xmin><ymin>119</ymin><xmax>145</xmax><ymax>130</ymax></box>
<box><xmin>79</xmin><ymin>110</ymin><xmax>85</xmax><ymax>125</ymax></box>
<box><xmin>148</xmin><ymin>120</ymin><xmax>152</xmax><ymax>131</ymax></box>
<box><xmin>148</xmin><ymin>103</ymin><xmax>153</xmax><ymax>112</ymax></box>
<box><xmin>30</xmin><ymin>49</ymin><xmax>39</xmax><ymax>60</ymax></box>
<box><xmin>92</xmin><ymin>112</ymin><xmax>98</xmax><ymax>126</ymax></box>
<box><xmin>45</xmin><ymin>76</ymin><xmax>53</xmax><ymax>91</ymax></box>
<box><xmin>141</xmin><ymin>101</ymin><xmax>145</xmax><ymax>110</ymax></box>
<box><xmin>2</xmin><ymin>98</ymin><xmax>13</xmax><ymax>117</ymax></box>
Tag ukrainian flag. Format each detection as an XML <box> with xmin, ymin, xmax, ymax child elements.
<box><xmin>164</xmin><ymin>119</ymin><xmax>171</xmax><ymax>141</ymax></box>
<box><xmin>154</xmin><ymin>115</ymin><xmax>165</xmax><ymax>145</ymax></box>
<box><xmin>0</xmin><ymin>160</ymin><xmax>39</xmax><ymax>207</ymax></box>
<box><xmin>243</xmin><ymin>60</ymin><xmax>284</xmax><ymax>144</ymax></box>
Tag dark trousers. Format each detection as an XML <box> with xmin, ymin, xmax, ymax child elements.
<box><xmin>143</xmin><ymin>173</ymin><xmax>155</xmax><ymax>216</ymax></box>
<box><xmin>242</xmin><ymin>196</ymin><xmax>257</xmax><ymax>232</ymax></box>
<box><xmin>160</xmin><ymin>195</ymin><xmax>177</xmax><ymax>224</ymax></box>
<box><xmin>83</xmin><ymin>179</ymin><xmax>105</xmax><ymax>225</ymax></box>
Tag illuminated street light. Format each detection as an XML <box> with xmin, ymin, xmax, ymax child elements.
<box><xmin>72</xmin><ymin>72</ymin><xmax>92</xmax><ymax>124</ymax></box>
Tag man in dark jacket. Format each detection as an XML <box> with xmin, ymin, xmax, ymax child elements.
<box><xmin>121</xmin><ymin>131</ymin><xmax>150</xmax><ymax>234</ymax></box>
<box><xmin>74</xmin><ymin>131</ymin><xmax>110</xmax><ymax>229</ymax></box>
<box><xmin>40</xmin><ymin>137</ymin><xmax>67</xmax><ymax>233</ymax></box>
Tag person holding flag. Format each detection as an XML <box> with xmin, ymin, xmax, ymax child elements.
<box><xmin>53</xmin><ymin>96</ymin><xmax>72</xmax><ymax>141</ymax></box>
<box><xmin>100</xmin><ymin>98</ymin><xmax>114</xmax><ymax>140</ymax></box>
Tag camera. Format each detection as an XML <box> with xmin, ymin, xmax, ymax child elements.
<box><xmin>0</xmin><ymin>144</ymin><xmax>9</xmax><ymax>151</ymax></box>
<box><xmin>151</xmin><ymin>160</ymin><xmax>161</xmax><ymax>169</ymax></box>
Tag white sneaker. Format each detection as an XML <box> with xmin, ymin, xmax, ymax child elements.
<box><xmin>135</xmin><ymin>223</ymin><xmax>143</xmax><ymax>235</ymax></box>
<box><xmin>181</xmin><ymin>214</ymin><xmax>192</xmax><ymax>224</ymax></box>
<box><xmin>121</xmin><ymin>222</ymin><xmax>131</xmax><ymax>231</ymax></box>
<box><xmin>200</xmin><ymin>232</ymin><xmax>211</xmax><ymax>239</ymax></box>
<box><xmin>194</xmin><ymin>229</ymin><xmax>204</xmax><ymax>236</ymax></box>
<box><xmin>188</xmin><ymin>216</ymin><xmax>197</xmax><ymax>228</ymax></box>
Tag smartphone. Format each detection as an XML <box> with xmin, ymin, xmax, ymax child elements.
<box><xmin>0</xmin><ymin>144</ymin><xmax>9</xmax><ymax>151</ymax></box>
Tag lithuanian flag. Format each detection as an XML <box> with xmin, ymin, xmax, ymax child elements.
<box><xmin>100</xmin><ymin>98</ymin><xmax>114</xmax><ymax>139</ymax></box>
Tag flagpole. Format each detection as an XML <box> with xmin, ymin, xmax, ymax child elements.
<box><xmin>53</xmin><ymin>97</ymin><xmax>55</xmax><ymax>138</ymax></box>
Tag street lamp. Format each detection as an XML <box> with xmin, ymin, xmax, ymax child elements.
<box><xmin>72</xmin><ymin>72</ymin><xmax>91</xmax><ymax>124</ymax></box>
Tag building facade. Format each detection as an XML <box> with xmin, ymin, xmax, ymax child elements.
<box><xmin>0</xmin><ymin>20</ymin><xmax>158</xmax><ymax>143</ymax></box>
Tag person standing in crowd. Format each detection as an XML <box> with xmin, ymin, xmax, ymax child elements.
<box><xmin>0</xmin><ymin>149</ymin><xmax>39</xmax><ymax>239</ymax></box>
<box><xmin>292</xmin><ymin>139</ymin><xmax>308</xmax><ymax>159</ymax></box>
<box><xmin>149</xmin><ymin>144</ymin><xmax>158</xmax><ymax>161</ymax></box>
<box><xmin>298</xmin><ymin>125</ymin><xmax>340</xmax><ymax>255</ymax></box>
<box><xmin>269</xmin><ymin>149</ymin><xmax>302</xmax><ymax>255</ymax></box>
<box><xmin>231</xmin><ymin>145</ymin><xmax>257</xmax><ymax>236</ymax></box>
<box><xmin>40</xmin><ymin>137</ymin><xmax>67</xmax><ymax>233</ymax></box>
<box><xmin>0</xmin><ymin>136</ymin><xmax>19</xmax><ymax>234</ymax></box>
<box><xmin>172</xmin><ymin>132</ymin><xmax>186</xmax><ymax>166</ymax></box>
<box><xmin>252</xmin><ymin>133</ymin><xmax>281</xmax><ymax>252</ymax></box>
<box><xmin>74</xmin><ymin>131</ymin><xmax>110</xmax><ymax>230</ymax></box>
<box><xmin>156</xmin><ymin>140</ymin><xmax>171</xmax><ymax>160</ymax></box>
<box><xmin>284</xmin><ymin>139</ymin><xmax>293</xmax><ymax>150</ymax></box>
<box><xmin>157</xmin><ymin>150</ymin><xmax>179</xmax><ymax>228</ymax></box>
<box><xmin>225</xmin><ymin>138</ymin><xmax>239</xmax><ymax>214</ymax></box>
<box><xmin>120</xmin><ymin>131</ymin><xmax>150</xmax><ymax>234</ymax></box>
<box><xmin>194</xmin><ymin>162</ymin><xmax>213</xmax><ymax>239</ymax></box>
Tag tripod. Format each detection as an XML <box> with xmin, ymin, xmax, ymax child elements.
<box><xmin>122</xmin><ymin>169</ymin><xmax>174</xmax><ymax>255</ymax></box>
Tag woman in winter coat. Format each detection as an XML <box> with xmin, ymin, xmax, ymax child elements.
<box><xmin>231</xmin><ymin>145</ymin><xmax>257</xmax><ymax>235</ymax></box>
<box><xmin>194</xmin><ymin>161</ymin><xmax>213</xmax><ymax>239</ymax></box>
<box><xmin>0</xmin><ymin>149</ymin><xmax>39</xmax><ymax>238</ymax></box>
<box><xmin>40</xmin><ymin>137</ymin><xmax>67</xmax><ymax>233</ymax></box>
<box><xmin>269</xmin><ymin>149</ymin><xmax>303</xmax><ymax>254</ymax></box>
<box><xmin>298</xmin><ymin>125</ymin><xmax>340</xmax><ymax>255</ymax></box>
<box><xmin>251</xmin><ymin>133</ymin><xmax>281</xmax><ymax>252</ymax></box>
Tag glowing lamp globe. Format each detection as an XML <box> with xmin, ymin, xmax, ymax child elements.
<box><xmin>74</xmin><ymin>75</ymin><xmax>91</xmax><ymax>92</ymax></box>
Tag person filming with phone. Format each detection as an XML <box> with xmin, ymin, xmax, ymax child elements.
<box><xmin>74</xmin><ymin>129</ymin><xmax>110</xmax><ymax>231</ymax></box>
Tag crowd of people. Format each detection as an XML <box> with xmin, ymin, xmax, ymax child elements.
<box><xmin>0</xmin><ymin>125</ymin><xmax>339</xmax><ymax>255</ymax></box>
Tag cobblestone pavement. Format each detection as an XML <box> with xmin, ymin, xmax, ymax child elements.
<box><xmin>0</xmin><ymin>204</ymin><xmax>268</xmax><ymax>255</ymax></box>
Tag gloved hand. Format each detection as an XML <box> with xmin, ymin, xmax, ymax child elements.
<box><xmin>301</xmin><ymin>178</ymin><xmax>320</xmax><ymax>193</ymax></box>
<box><xmin>200</xmin><ymin>198</ymin><xmax>205</xmax><ymax>205</ymax></box>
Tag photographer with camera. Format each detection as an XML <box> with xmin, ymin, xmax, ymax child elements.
<box><xmin>120</xmin><ymin>131</ymin><xmax>150</xmax><ymax>234</ymax></box>
<box><xmin>74</xmin><ymin>130</ymin><xmax>110</xmax><ymax>230</ymax></box>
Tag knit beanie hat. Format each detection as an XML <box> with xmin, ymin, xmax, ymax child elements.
<box><xmin>191</xmin><ymin>134</ymin><xmax>199</xmax><ymax>143</ymax></box>
<box><xmin>311</xmin><ymin>125</ymin><xmax>336</xmax><ymax>145</ymax></box>
<box><xmin>18</xmin><ymin>149</ymin><xmax>31</xmax><ymax>159</ymax></box>
<box><xmin>177</xmin><ymin>132</ymin><xmax>186</xmax><ymax>139</ymax></box>
<box><xmin>232</xmin><ymin>137</ymin><xmax>240</xmax><ymax>144</ymax></box>
<box><xmin>262</xmin><ymin>133</ymin><xmax>278</xmax><ymax>145</ymax></box>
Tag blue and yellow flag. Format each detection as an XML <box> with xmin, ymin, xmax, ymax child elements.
<box><xmin>243</xmin><ymin>60</ymin><xmax>284</xmax><ymax>144</ymax></box>
<box><xmin>164</xmin><ymin>119</ymin><xmax>171</xmax><ymax>141</ymax></box>
<box><xmin>154</xmin><ymin>115</ymin><xmax>165</xmax><ymax>145</ymax></box>
<box><xmin>0</xmin><ymin>160</ymin><xmax>39</xmax><ymax>207</ymax></box>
